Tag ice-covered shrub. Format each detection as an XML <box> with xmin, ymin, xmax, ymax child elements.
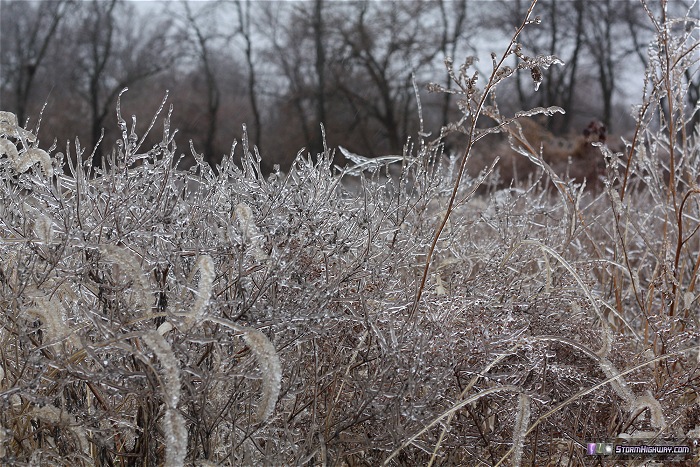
<box><xmin>0</xmin><ymin>1</ymin><xmax>699</xmax><ymax>465</ymax></box>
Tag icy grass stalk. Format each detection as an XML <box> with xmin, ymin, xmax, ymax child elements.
<box><xmin>142</xmin><ymin>331</ymin><xmax>181</xmax><ymax>408</ymax></box>
<box><xmin>629</xmin><ymin>392</ymin><xmax>667</xmax><ymax>437</ymax></box>
<box><xmin>427</xmin><ymin>349</ymin><xmax>518</xmax><ymax>467</ymax></box>
<box><xmin>242</xmin><ymin>328</ymin><xmax>282</xmax><ymax>423</ymax></box>
<box><xmin>24</xmin><ymin>296</ymin><xmax>79</xmax><ymax>350</ymax></box>
<box><xmin>30</xmin><ymin>405</ymin><xmax>89</xmax><ymax>456</ymax></box>
<box><xmin>180</xmin><ymin>255</ymin><xmax>215</xmax><ymax>330</ymax></box>
<box><xmin>205</xmin><ymin>317</ymin><xmax>281</xmax><ymax>423</ymax></box>
<box><xmin>383</xmin><ymin>385</ymin><xmax>524</xmax><ymax>465</ymax></box>
<box><xmin>12</xmin><ymin>148</ymin><xmax>53</xmax><ymax>177</ymax></box>
<box><xmin>411</xmin><ymin>0</ymin><xmax>547</xmax><ymax>317</ymax></box>
<box><xmin>0</xmin><ymin>111</ymin><xmax>35</xmax><ymax>141</ymax></box>
<box><xmin>162</xmin><ymin>409</ymin><xmax>187</xmax><ymax>467</ymax></box>
<box><xmin>32</xmin><ymin>214</ymin><xmax>54</xmax><ymax>244</ymax></box>
<box><xmin>235</xmin><ymin>202</ymin><xmax>256</xmax><ymax>241</ymax></box>
<box><xmin>502</xmin><ymin>239</ymin><xmax>615</xmax><ymax>355</ymax></box>
<box><xmin>142</xmin><ymin>331</ymin><xmax>186</xmax><ymax>467</ymax></box>
<box><xmin>511</xmin><ymin>393</ymin><xmax>531</xmax><ymax>467</ymax></box>
<box><xmin>234</xmin><ymin>203</ymin><xmax>267</xmax><ymax>261</ymax></box>
<box><xmin>100</xmin><ymin>244</ymin><xmax>151</xmax><ymax>312</ymax></box>
<box><xmin>0</xmin><ymin>111</ymin><xmax>52</xmax><ymax>177</ymax></box>
<box><xmin>1</xmin><ymin>139</ymin><xmax>53</xmax><ymax>177</ymax></box>
<box><xmin>496</xmin><ymin>345</ymin><xmax>697</xmax><ymax>463</ymax></box>
<box><xmin>533</xmin><ymin>335</ymin><xmax>635</xmax><ymax>406</ymax></box>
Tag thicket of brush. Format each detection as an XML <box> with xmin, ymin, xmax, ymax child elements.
<box><xmin>1</xmin><ymin>1</ymin><xmax>699</xmax><ymax>465</ymax></box>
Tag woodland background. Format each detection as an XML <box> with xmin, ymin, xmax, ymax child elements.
<box><xmin>2</xmin><ymin>0</ymin><xmax>698</xmax><ymax>172</ymax></box>
<box><xmin>0</xmin><ymin>0</ymin><xmax>700</xmax><ymax>170</ymax></box>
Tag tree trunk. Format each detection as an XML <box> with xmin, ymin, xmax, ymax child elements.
<box><xmin>312</xmin><ymin>0</ymin><xmax>326</xmax><ymax>156</ymax></box>
<box><xmin>561</xmin><ymin>0</ymin><xmax>584</xmax><ymax>133</ymax></box>
<box><xmin>236</xmin><ymin>0</ymin><xmax>262</xmax><ymax>153</ymax></box>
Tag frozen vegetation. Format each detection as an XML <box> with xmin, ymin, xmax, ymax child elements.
<box><xmin>0</xmin><ymin>2</ymin><xmax>699</xmax><ymax>466</ymax></box>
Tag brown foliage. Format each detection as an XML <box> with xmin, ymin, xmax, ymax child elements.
<box><xmin>470</xmin><ymin>117</ymin><xmax>623</xmax><ymax>189</ymax></box>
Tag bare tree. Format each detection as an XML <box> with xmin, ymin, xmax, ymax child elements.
<box><xmin>0</xmin><ymin>0</ymin><xmax>76</xmax><ymax>125</ymax></box>
<box><xmin>489</xmin><ymin>0</ymin><xmax>648</xmax><ymax>133</ymax></box>
<box><xmin>66</xmin><ymin>0</ymin><xmax>175</xmax><ymax>167</ymax></box>
<box><xmin>176</xmin><ymin>1</ymin><xmax>224</xmax><ymax>162</ymax></box>
<box><xmin>437</xmin><ymin>0</ymin><xmax>471</xmax><ymax>131</ymax></box>
<box><xmin>330</xmin><ymin>1</ymin><xmax>444</xmax><ymax>154</ymax></box>
<box><xmin>258</xmin><ymin>2</ymin><xmax>315</xmax><ymax>150</ymax></box>
<box><xmin>622</xmin><ymin>0</ymin><xmax>654</xmax><ymax>69</ymax></box>
<box><xmin>583</xmin><ymin>0</ymin><xmax>634</xmax><ymax>129</ymax></box>
<box><xmin>264</xmin><ymin>0</ymin><xmax>329</xmax><ymax>157</ymax></box>
<box><xmin>555</xmin><ymin>0</ymin><xmax>585</xmax><ymax>132</ymax></box>
<box><xmin>496</xmin><ymin>0</ymin><xmax>588</xmax><ymax>133</ymax></box>
<box><xmin>252</xmin><ymin>1</ymin><xmax>477</xmax><ymax>160</ymax></box>
<box><xmin>234</xmin><ymin>0</ymin><xmax>263</xmax><ymax>152</ymax></box>
<box><xmin>311</xmin><ymin>0</ymin><xmax>327</xmax><ymax>155</ymax></box>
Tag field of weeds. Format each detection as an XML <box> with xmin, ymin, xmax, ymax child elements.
<box><xmin>1</xmin><ymin>1</ymin><xmax>699</xmax><ymax>465</ymax></box>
